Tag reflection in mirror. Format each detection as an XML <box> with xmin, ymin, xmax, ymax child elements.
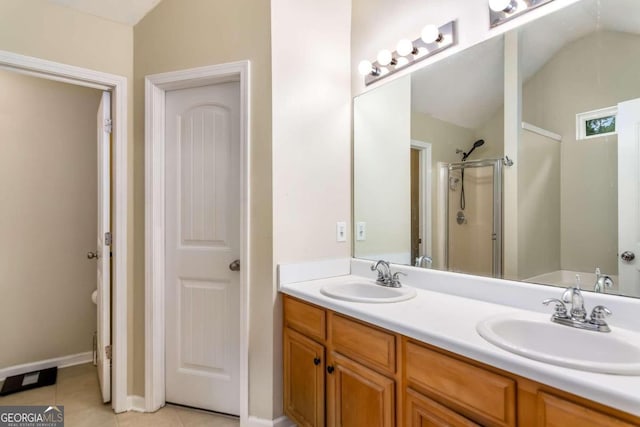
<box><xmin>354</xmin><ymin>35</ymin><xmax>505</xmax><ymax>274</ymax></box>
<box><xmin>518</xmin><ymin>0</ymin><xmax>640</xmax><ymax>297</ymax></box>
<box><xmin>353</xmin><ymin>0</ymin><xmax>640</xmax><ymax>298</ymax></box>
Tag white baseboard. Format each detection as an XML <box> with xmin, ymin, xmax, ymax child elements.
<box><xmin>245</xmin><ymin>415</ymin><xmax>295</xmax><ymax>427</ymax></box>
<box><xmin>0</xmin><ymin>351</ymin><xmax>93</xmax><ymax>382</ymax></box>
<box><xmin>127</xmin><ymin>395</ymin><xmax>146</xmax><ymax>412</ymax></box>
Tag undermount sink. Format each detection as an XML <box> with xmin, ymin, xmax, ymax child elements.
<box><xmin>320</xmin><ymin>279</ymin><xmax>417</xmax><ymax>303</ymax></box>
<box><xmin>477</xmin><ymin>313</ymin><xmax>640</xmax><ymax>375</ymax></box>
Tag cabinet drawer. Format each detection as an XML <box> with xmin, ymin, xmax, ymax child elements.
<box><xmin>284</xmin><ymin>296</ymin><xmax>326</xmax><ymax>342</ymax></box>
<box><xmin>537</xmin><ymin>392</ymin><xmax>636</xmax><ymax>427</ymax></box>
<box><xmin>405</xmin><ymin>387</ymin><xmax>480</xmax><ymax>427</ymax></box>
<box><xmin>405</xmin><ymin>340</ymin><xmax>516</xmax><ymax>427</ymax></box>
<box><xmin>330</xmin><ymin>314</ymin><xmax>396</xmax><ymax>375</ymax></box>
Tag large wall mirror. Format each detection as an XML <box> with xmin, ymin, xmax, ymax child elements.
<box><xmin>353</xmin><ymin>0</ymin><xmax>640</xmax><ymax>298</ymax></box>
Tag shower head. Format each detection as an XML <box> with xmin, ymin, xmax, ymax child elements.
<box><xmin>461</xmin><ymin>139</ymin><xmax>485</xmax><ymax>161</ymax></box>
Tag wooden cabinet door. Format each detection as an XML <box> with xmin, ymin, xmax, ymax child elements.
<box><xmin>405</xmin><ymin>388</ymin><xmax>480</xmax><ymax>427</ymax></box>
<box><xmin>537</xmin><ymin>392</ymin><xmax>637</xmax><ymax>427</ymax></box>
<box><xmin>327</xmin><ymin>351</ymin><xmax>395</xmax><ymax>427</ymax></box>
<box><xmin>284</xmin><ymin>328</ymin><xmax>325</xmax><ymax>427</ymax></box>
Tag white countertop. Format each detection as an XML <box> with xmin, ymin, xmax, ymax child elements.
<box><xmin>280</xmin><ymin>273</ymin><xmax>640</xmax><ymax>417</ymax></box>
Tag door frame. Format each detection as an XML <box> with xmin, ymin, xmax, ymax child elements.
<box><xmin>411</xmin><ymin>140</ymin><xmax>432</xmax><ymax>260</ymax></box>
<box><xmin>0</xmin><ymin>50</ymin><xmax>129</xmax><ymax>413</ymax></box>
<box><xmin>144</xmin><ymin>61</ymin><xmax>250</xmax><ymax>419</ymax></box>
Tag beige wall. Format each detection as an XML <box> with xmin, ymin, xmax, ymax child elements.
<box><xmin>0</xmin><ymin>0</ymin><xmax>135</xmax><ymax>391</ymax></box>
<box><xmin>0</xmin><ymin>70</ymin><xmax>101</xmax><ymax>369</ymax></box>
<box><xmin>271</xmin><ymin>0</ymin><xmax>351</xmax><ymax>416</ymax></box>
<box><xmin>272</xmin><ymin>0</ymin><xmax>352</xmax><ymax>264</ymax></box>
<box><xmin>518</xmin><ymin>130</ymin><xmax>561</xmax><ymax>279</ymax></box>
<box><xmin>354</xmin><ymin>76</ymin><xmax>411</xmax><ymax>263</ymax></box>
<box><xmin>134</xmin><ymin>0</ymin><xmax>274</xmax><ymax>416</ymax></box>
<box><xmin>523</xmin><ymin>30</ymin><xmax>640</xmax><ymax>274</ymax></box>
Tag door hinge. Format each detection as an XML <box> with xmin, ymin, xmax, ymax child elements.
<box><xmin>104</xmin><ymin>118</ymin><xmax>112</xmax><ymax>134</ymax></box>
<box><xmin>105</xmin><ymin>232</ymin><xmax>112</xmax><ymax>246</ymax></box>
<box><xmin>105</xmin><ymin>345</ymin><xmax>112</xmax><ymax>360</ymax></box>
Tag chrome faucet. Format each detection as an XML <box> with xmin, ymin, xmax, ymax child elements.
<box><xmin>543</xmin><ymin>275</ymin><xmax>612</xmax><ymax>332</ymax></box>
<box><xmin>415</xmin><ymin>255</ymin><xmax>433</xmax><ymax>268</ymax></box>
<box><xmin>370</xmin><ymin>260</ymin><xmax>391</xmax><ymax>285</ymax></box>
<box><xmin>594</xmin><ymin>268</ymin><xmax>614</xmax><ymax>293</ymax></box>
<box><xmin>562</xmin><ymin>277</ymin><xmax>587</xmax><ymax>321</ymax></box>
<box><xmin>370</xmin><ymin>260</ymin><xmax>405</xmax><ymax>288</ymax></box>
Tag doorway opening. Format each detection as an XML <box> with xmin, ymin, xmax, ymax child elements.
<box><xmin>0</xmin><ymin>49</ymin><xmax>129</xmax><ymax>412</ymax></box>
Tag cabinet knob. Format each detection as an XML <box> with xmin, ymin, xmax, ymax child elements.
<box><xmin>313</xmin><ymin>357</ymin><xmax>321</xmax><ymax>366</ymax></box>
<box><xmin>327</xmin><ymin>365</ymin><xmax>334</xmax><ymax>374</ymax></box>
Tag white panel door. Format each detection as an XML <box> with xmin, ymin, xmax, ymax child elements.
<box><xmin>96</xmin><ymin>91</ymin><xmax>111</xmax><ymax>403</ymax></box>
<box><xmin>165</xmin><ymin>82</ymin><xmax>241</xmax><ymax>414</ymax></box>
<box><xmin>617</xmin><ymin>98</ymin><xmax>640</xmax><ymax>297</ymax></box>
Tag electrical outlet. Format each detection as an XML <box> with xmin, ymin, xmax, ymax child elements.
<box><xmin>336</xmin><ymin>222</ymin><xmax>347</xmax><ymax>242</ymax></box>
<box><xmin>356</xmin><ymin>222</ymin><xmax>366</xmax><ymax>241</ymax></box>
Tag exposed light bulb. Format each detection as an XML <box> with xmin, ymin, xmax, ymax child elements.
<box><xmin>358</xmin><ymin>60</ymin><xmax>379</xmax><ymax>76</ymax></box>
<box><xmin>421</xmin><ymin>25</ymin><xmax>442</xmax><ymax>44</ymax></box>
<box><xmin>358</xmin><ymin>60</ymin><xmax>373</xmax><ymax>76</ymax></box>
<box><xmin>376</xmin><ymin>49</ymin><xmax>395</xmax><ymax>66</ymax></box>
<box><xmin>396</xmin><ymin>39</ymin><xmax>416</xmax><ymax>56</ymax></box>
<box><xmin>489</xmin><ymin>0</ymin><xmax>516</xmax><ymax>12</ymax></box>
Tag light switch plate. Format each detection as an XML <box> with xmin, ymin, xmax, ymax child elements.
<box><xmin>356</xmin><ymin>222</ymin><xmax>366</xmax><ymax>241</ymax></box>
<box><xmin>336</xmin><ymin>222</ymin><xmax>347</xmax><ymax>242</ymax></box>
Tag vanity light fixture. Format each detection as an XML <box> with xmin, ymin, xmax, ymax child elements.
<box><xmin>376</xmin><ymin>49</ymin><xmax>397</xmax><ymax>66</ymax></box>
<box><xmin>489</xmin><ymin>0</ymin><xmax>555</xmax><ymax>28</ymax></box>
<box><xmin>489</xmin><ymin>0</ymin><xmax>517</xmax><ymax>13</ymax></box>
<box><xmin>396</xmin><ymin>39</ymin><xmax>418</xmax><ymax>56</ymax></box>
<box><xmin>421</xmin><ymin>24</ymin><xmax>443</xmax><ymax>44</ymax></box>
<box><xmin>358</xmin><ymin>60</ymin><xmax>380</xmax><ymax>77</ymax></box>
<box><xmin>359</xmin><ymin>20</ymin><xmax>457</xmax><ymax>85</ymax></box>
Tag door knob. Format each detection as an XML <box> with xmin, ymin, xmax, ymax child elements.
<box><xmin>229</xmin><ymin>259</ymin><xmax>240</xmax><ymax>271</ymax></box>
<box><xmin>87</xmin><ymin>251</ymin><xmax>99</xmax><ymax>260</ymax></box>
<box><xmin>621</xmin><ymin>251</ymin><xmax>635</xmax><ymax>262</ymax></box>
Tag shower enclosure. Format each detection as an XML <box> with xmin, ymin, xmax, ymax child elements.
<box><xmin>442</xmin><ymin>159</ymin><xmax>503</xmax><ymax>278</ymax></box>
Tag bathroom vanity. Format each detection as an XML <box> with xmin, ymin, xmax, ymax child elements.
<box><xmin>279</xmin><ymin>261</ymin><xmax>640</xmax><ymax>427</ymax></box>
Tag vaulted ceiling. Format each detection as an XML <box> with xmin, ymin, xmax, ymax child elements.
<box><xmin>48</xmin><ymin>0</ymin><xmax>162</xmax><ymax>25</ymax></box>
<box><xmin>411</xmin><ymin>0</ymin><xmax>640</xmax><ymax>130</ymax></box>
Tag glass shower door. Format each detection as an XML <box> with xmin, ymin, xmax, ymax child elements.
<box><xmin>446</xmin><ymin>159</ymin><xmax>502</xmax><ymax>278</ymax></box>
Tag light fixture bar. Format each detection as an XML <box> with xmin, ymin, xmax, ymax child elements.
<box><xmin>489</xmin><ymin>0</ymin><xmax>555</xmax><ymax>28</ymax></box>
<box><xmin>363</xmin><ymin>20</ymin><xmax>457</xmax><ymax>86</ymax></box>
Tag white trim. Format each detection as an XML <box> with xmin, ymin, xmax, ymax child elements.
<box><xmin>576</xmin><ymin>106</ymin><xmax>617</xmax><ymax>140</ymax></box>
<box><xmin>245</xmin><ymin>415</ymin><xmax>295</xmax><ymax>427</ymax></box>
<box><xmin>145</xmin><ymin>61</ymin><xmax>251</xmax><ymax>423</ymax></box>
<box><xmin>411</xmin><ymin>140</ymin><xmax>433</xmax><ymax>261</ymax></box>
<box><xmin>0</xmin><ymin>50</ymin><xmax>128</xmax><ymax>414</ymax></box>
<box><xmin>127</xmin><ymin>395</ymin><xmax>147</xmax><ymax>413</ymax></box>
<box><xmin>0</xmin><ymin>352</ymin><xmax>93</xmax><ymax>382</ymax></box>
<box><xmin>522</xmin><ymin>122</ymin><xmax>562</xmax><ymax>142</ymax></box>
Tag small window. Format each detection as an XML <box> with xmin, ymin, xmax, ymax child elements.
<box><xmin>576</xmin><ymin>106</ymin><xmax>617</xmax><ymax>140</ymax></box>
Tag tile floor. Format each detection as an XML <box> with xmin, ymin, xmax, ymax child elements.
<box><xmin>0</xmin><ymin>364</ymin><xmax>239</xmax><ymax>427</ymax></box>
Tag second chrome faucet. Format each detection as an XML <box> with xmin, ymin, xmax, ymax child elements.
<box><xmin>543</xmin><ymin>275</ymin><xmax>612</xmax><ymax>332</ymax></box>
